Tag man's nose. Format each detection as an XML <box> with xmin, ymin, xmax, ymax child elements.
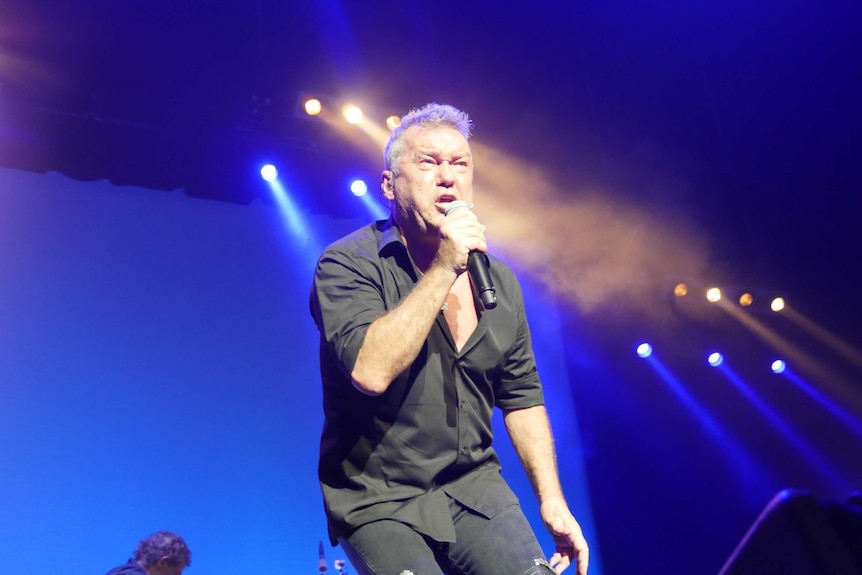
<box><xmin>436</xmin><ymin>162</ymin><xmax>455</xmax><ymax>186</ymax></box>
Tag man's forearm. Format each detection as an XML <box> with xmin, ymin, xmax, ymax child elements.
<box><xmin>504</xmin><ymin>405</ymin><xmax>565</xmax><ymax>502</ymax></box>
<box><xmin>351</xmin><ymin>264</ymin><xmax>456</xmax><ymax>395</ymax></box>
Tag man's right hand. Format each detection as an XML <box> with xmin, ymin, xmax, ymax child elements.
<box><xmin>435</xmin><ymin>202</ymin><xmax>486</xmax><ymax>275</ymax></box>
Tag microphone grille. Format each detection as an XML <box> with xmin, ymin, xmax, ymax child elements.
<box><xmin>444</xmin><ymin>201</ymin><xmax>471</xmax><ymax>216</ymax></box>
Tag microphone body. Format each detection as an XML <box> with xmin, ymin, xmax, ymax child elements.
<box><xmin>468</xmin><ymin>251</ymin><xmax>497</xmax><ymax>310</ymax></box>
<box><xmin>443</xmin><ymin>201</ymin><xmax>497</xmax><ymax>310</ymax></box>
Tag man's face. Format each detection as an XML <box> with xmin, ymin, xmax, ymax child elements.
<box><xmin>383</xmin><ymin>125</ymin><xmax>474</xmax><ymax>239</ymax></box>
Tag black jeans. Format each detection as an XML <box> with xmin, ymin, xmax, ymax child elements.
<box><xmin>338</xmin><ymin>497</ymin><xmax>555</xmax><ymax>575</ymax></box>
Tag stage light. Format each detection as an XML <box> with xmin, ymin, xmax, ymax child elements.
<box><xmin>636</xmin><ymin>343</ymin><xmax>653</xmax><ymax>358</ymax></box>
<box><xmin>668</xmin><ymin>279</ymin><xmax>793</xmax><ymax>315</ymax></box>
<box><xmin>343</xmin><ymin>104</ymin><xmax>363</xmax><ymax>124</ymax></box>
<box><xmin>386</xmin><ymin>115</ymin><xmax>401</xmax><ymax>131</ymax></box>
<box><xmin>260</xmin><ymin>164</ymin><xmax>278</xmax><ymax>182</ymax></box>
<box><xmin>771</xmin><ymin>359</ymin><xmax>787</xmax><ymax>374</ymax></box>
<box><xmin>708</xmin><ymin>352</ymin><xmax>724</xmax><ymax>367</ymax></box>
<box><xmin>706</xmin><ymin>287</ymin><xmax>722</xmax><ymax>303</ymax></box>
<box><xmin>303</xmin><ymin>98</ymin><xmax>322</xmax><ymax>116</ymax></box>
<box><xmin>350</xmin><ymin>179</ymin><xmax>368</xmax><ymax>197</ymax></box>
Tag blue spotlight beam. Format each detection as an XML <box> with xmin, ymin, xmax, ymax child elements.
<box><xmin>718</xmin><ymin>365</ymin><xmax>849</xmax><ymax>493</ymax></box>
<box><xmin>358</xmin><ymin>190</ymin><xmax>388</xmax><ymax>221</ymax></box>
<box><xmin>267</xmin><ymin>179</ymin><xmax>321</xmax><ymax>256</ymax></box>
<box><xmin>783</xmin><ymin>369</ymin><xmax>862</xmax><ymax>442</ymax></box>
<box><xmin>646</xmin><ymin>356</ymin><xmax>772</xmax><ymax>497</ymax></box>
<box><xmin>717</xmin><ymin>299</ymin><xmax>862</xmax><ymax>419</ymax></box>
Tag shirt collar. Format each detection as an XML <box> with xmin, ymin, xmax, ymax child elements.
<box><xmin>377</xmin><ymin>217</ymin><xmax>423</xmax><ymax>281</ymax></box>
<box><xmin>378</xmin><ymin>216</ymin><xmax>404</xmax><ymax>254</ymax></box>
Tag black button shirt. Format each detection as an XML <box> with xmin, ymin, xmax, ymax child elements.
<box><xmin>310</xmin><ymin>219</ymin><xmax>545</xmax><ymax>544</ymax></box>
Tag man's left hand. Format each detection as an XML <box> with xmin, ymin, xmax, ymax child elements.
<box><xmin>541</xmin><ymin>497</ymin><xmax>589</xmax><ymax>575</ymax></box>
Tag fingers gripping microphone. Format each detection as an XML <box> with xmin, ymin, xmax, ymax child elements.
<box><xmin>444</xmin><ymin>201</ymin><xmax>497</xmax><ymax>310</ymax></box>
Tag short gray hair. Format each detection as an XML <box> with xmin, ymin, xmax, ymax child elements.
<box><xmin>384</xmin><ymin>103</ymin><xmax>473</xmax><ymax>172</ymax></box>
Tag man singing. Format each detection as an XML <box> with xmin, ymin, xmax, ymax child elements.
<box><xmin>310</xmin><ymin>102</ymin><xmax>589</xmax><ymax>575</ymax></box>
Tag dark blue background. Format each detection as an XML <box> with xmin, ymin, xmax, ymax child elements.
<box><xmin>1</xmin><ymin>1</ymin><xmax>861</xmax><ymax>574</ymax></box>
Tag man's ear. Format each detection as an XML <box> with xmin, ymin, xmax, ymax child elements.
<box><xmin>381</xmin><ymin>171</ymin><xmax>395</xmax><ymax>200</ymax></box>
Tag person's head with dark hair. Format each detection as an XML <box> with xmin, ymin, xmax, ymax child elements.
<box><xmin>103</xmin><ymin>530</ymin><xmax>191</xmax><ymax>575</ymax></box>
<box><xmin>133</xmin><ymin>531</ymin><xmax>192</xmax><ymax>575</ymax></box>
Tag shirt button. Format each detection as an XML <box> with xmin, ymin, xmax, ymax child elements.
<box><xmin>461</xmin><ymin>447</ymin><xmax>469</xmax><ymax>454</ymax></box>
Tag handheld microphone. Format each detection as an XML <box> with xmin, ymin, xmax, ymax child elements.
<box><xmin>443</xmin><ymin>201</ymin><xmax>497</xmax><ymax>310</ymax></box>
